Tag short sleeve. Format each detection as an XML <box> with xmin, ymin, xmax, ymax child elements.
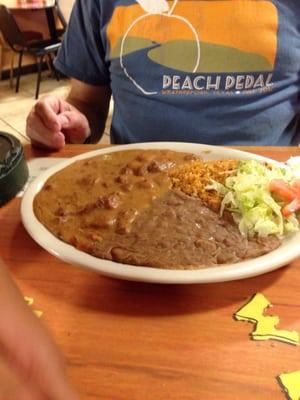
<box><xmin>54</xmin><ymin>0</ymin><xmax>110</xmax><ymax>86</ymax></box>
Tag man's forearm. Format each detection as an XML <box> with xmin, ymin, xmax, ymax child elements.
<box><xmin>0</xmin><ymin>259</ymin><xmax>24</xmax><ymax>309</ymax></box>
<box><xmin>65</xmin><ymin>81</ymin><xmax>112</xmax><ymax>143</ymax></box>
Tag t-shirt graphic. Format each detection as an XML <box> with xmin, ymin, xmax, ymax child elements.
<box><xmin>107</xmin><ymin>0</ymin><xmax>278</xmax><ymax>95</ymax></box>
<box><xmin>54</xmin><ymin>0</ymin><xmax>300</xmax><ymax>146</ymax></box>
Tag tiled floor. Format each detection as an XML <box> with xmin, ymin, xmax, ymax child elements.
<box><xmin>0</xmin><ymin>72</ymin><xmax>111</xmax><ymax>145</ymax></box>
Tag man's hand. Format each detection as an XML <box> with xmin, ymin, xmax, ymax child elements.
<box><xmin>0</xmin><ymin>259</ymin><xmax>78</xmax><ymax>399</ymax></box>
<box><xmin>26</xmin><ymin>96</ymin><xmax>91</xmax><ymax>149</ymax></box>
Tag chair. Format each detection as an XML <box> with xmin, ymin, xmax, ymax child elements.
<box><xmin>1</xmin><ymin>30</ymin><xmax>44</xmax><ymax>87</ymax></box>
<box><xmin>0</xmin><ymin>5</ymin><xmax>61</xmax><ymax>99</ymax></box>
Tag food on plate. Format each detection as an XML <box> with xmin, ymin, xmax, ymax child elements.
<box><xmin>171</xmin><ymin>159</ymin><xmax>300</xmax><ymax>238</ymax></box>
<box><xmin>33</xmin><ymin>149</ymin><xmax>299</xmax><ymax>269</ymax></box>
<box><xmin>169</xmin><ymin>159</ymin><xmax>238</xmax><ymax>211</ymax></box>
<box><xmin>269</xmin><ymin>179</ymin><xmax>300</xmax><ymax>217</ymax></box>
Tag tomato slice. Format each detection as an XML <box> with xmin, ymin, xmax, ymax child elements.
<box><xmin>270</xmin><ymin>179</ymin><xmax>300</xmax><ymax>217</ymax></box>
<box><xmin>291</xmin><ymin>179</ymin><xmax>300</xmax><ymax>191</ymax></box>
<box><xmin>282</xmin><ymin>198</ymin><xmax>300</xmax><ymax>217</ymax></box>
<box><xmin>269</xmin><ymin>179</ymin><xmax>297</xmax><ymax>202</ymax></box>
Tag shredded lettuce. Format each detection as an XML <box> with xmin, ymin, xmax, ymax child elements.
<box><xmin>207</xmin><ymin>160</ymin><xmax>299</xmax><ymax>237</ymax></box>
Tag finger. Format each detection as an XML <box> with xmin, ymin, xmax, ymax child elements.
<box><xmin>58</xmin><ymin>111</ymin><xmax>90</xmax><ymax>144</ymax></box>
<box><xmin>57</xmin><ymin>113</ymin><xmax>70</xmax><ymax>128</ymax></box>
<box><xmin>59</xmin><ymin>99</ymin><xmax>74</xmax><ymax>113</ymax></box>
<box><xmin>27</xmin><ymin>125</ymin><xmax>65</xmax><ymax>150</ymax></box>
<box><xmin>0</xmin><ymin>354</ymin><xmax>20</xmax><ymax>398</ymax></box>
<box><xmin>0</xmin><ymin>355</ymin><xmax>42</xmax><ymax>400</ymax></box>
<box><xmin>26</xmin><ymin>113</ymin><xmax>65</xmax><ymax>150</ymax></box>
<box><xmin>0</xmin><ymin>261</ymin><xmax>77</xmax><ymax>400</ymax></box>
<box><xmin>58</xmin><ymin>110</ymin><xmax>89</xmax><ymax>132</ymax></box>
<box><xmin>2</xmin><ymin>320</ymin><xmax>77</xmax><ymax>400</ymax></box>
<box><xmin>34</xmin><ymin>97</ymin><xmax>61</xmax><ymax>131</ymax></box>
<box><xmin>27</xmin><ymin>340</ymin><xmax>78</xmax><ymax>400</ymax></box>
<box><xmin>12</xmin><ymin>384</ymin><xmax>44</xmax><ymax>400</ymax></box>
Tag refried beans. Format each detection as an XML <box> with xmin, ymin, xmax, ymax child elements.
<box><xmin>33</xmin><ymin>149</ymin><xmax>281</xmax><ymax>269</ymax></box>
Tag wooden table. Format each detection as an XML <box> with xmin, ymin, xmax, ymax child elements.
<box><xmin>1</xmin><ymin>144</ymin><xmax>300</xmax><ymax>400</ymax></box>
<box><xmin>4</xmin><ymin>0</ymin><xmax>58</xmax><ymax>41</ymax></box>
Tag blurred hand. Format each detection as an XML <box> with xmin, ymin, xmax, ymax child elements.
<box><xmin>0</xmin><ymin>258</ymin><xmax>78</xmax><ymax>400</ymax></box>
<box><xmin>26</xmin><ymin>96</ymin><xmax>91</xmax><ymax>149</ymax></box>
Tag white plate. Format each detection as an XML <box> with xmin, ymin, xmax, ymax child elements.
<box><xmin>21</xmin><ymin>142</ymin><xmax>300</xmax><ymax>284</ymax></box>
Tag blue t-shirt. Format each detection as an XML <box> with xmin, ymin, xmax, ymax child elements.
<box><xmin>54</xmin><ymin>0</ymin><xmax>300</xmax><ymax>145</ymax></box>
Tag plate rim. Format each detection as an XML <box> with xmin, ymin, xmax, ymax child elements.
<box><xmin>21</xmin><ymin>142</ymin><xmax>300</xmax><ymax>284</ymax></box>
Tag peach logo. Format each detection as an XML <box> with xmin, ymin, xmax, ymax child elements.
<box><xmin>120</xmin><ymin>0</ymin><xmax>200</xmax><ymax>95</ymax></box>
<box><xmin>108</xmin><ymin>1</ymin><xmax>278</xmax><ymax>95</ymax></box>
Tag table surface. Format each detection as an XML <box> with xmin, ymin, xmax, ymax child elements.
<box><xmin>3</xmin><ymin>0</ymin><xmax>55</xmax><ymax>10</ymax></box>
<box><xmin>1</xmin><ymin>144</ymin><xmax>300</xmax><ymax>400</ymax></box>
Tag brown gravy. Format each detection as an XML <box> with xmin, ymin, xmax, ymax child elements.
<box><xmin>34</xmin><ymin>149</ymin><xmax>281</xmax><ymax>269</ymax></box>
